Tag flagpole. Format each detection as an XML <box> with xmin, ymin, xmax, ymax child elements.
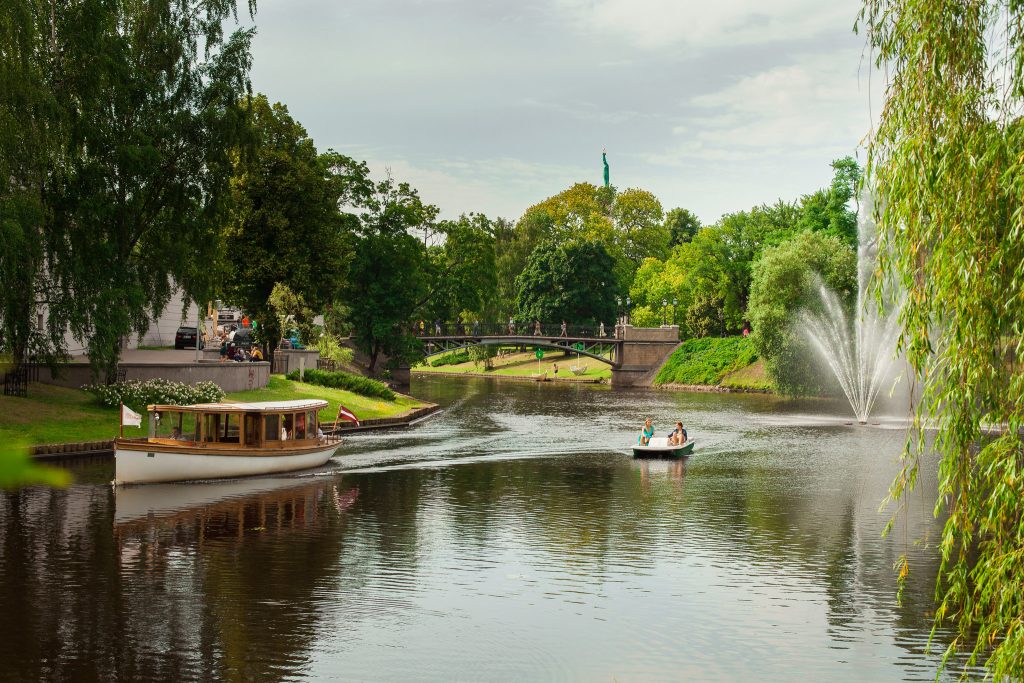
<box><xmin>119</xmin><ymin>402</ymin><xmax>124</xmax><ymax>439</ymax></box>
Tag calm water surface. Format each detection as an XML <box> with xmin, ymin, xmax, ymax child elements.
<box><xmin>0</xmin><ymin>377</ymin><xmax>972</xmax><ymax>681</ymax></box>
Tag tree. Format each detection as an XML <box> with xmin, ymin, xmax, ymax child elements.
<box><xmin>664</xmin><ymin>208</ymin><xmax>701</xmax><ymax>246</ymax></box>
<box><xmin>859</xmin><ymin>1</ymin><xmax>1024</xmax><ymax>676</ymax></box>
<box><xmin>796</xmin><ymin>157</ymin><xmax>862</xmax><ymax>246</ymax></box>
<box><xmin>222</xmin><ymin>96</ymin><xmax>354</xmax><ymax>362</ymax></box>
<box><xmin>747</xmin><ymin>231</ymin><xmax>856</xmax><ymax>394</ymax></box>
<box><xmin>425</xmin><ymin>214</ymin><xmax>498</xmax><ymax>323</ymax></box>
<box><xmin>344</xmin><ymin>174</ymin><xmax>435</xmax><ymax>373</ymax></box>
<box><xmin>0</xmin><ymin>0</ymin><xmax>256</xmax><ymax>380</ymax></box>
<box><xmin>612</xmin><ymin>188</ymin><xmax>669</xmax><ymax>282</ymax></box>
<box><xmin>515</xmin><ymin>240</ymin><xmax>618</xmax><ymax>325</ymax></box>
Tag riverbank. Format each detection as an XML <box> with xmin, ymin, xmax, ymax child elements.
<box><xmin>2</xmin><ymin>377</ymin><xmax>432</xmax><ymax>453</ymax></box>
<box><xmin>653</xmin><ymin>337</ymin><xmax>774</xmax><ymax>392</ymax></box>
<box><xmin>417</xmin><ymin>349</ymin><xmax>612</xmax><ymax>381</ymax></box>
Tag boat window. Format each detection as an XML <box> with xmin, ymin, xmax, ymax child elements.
<box><xmin>282</xmin><ymin>414</ymin><xmax>294</xmax><ymax>440</ymax></box>
<box><xmin>295</xmin><ymin>412</ymin><xmax>307</xmax><ymax>440</ymax></box>
<box><xmin>265</xmin><ymin>414</ymin><xmax>280</xmax><ymax>441</ymax></box>
<box><xmin>154</xmin><ymin>411</ymin><xmax>197</xmax><ymax>442</ymax></box>
<box><xmin>308</xmin><ymin>410</ymin><xmax>317</xmax><ymax>435</ymax></box>
<box><xmin>203</xmin><ymin>413</ymin><xmax>240</xmax><ymax>443</ymax></box>
<box><xmin>244</xmin><ymin>414</ymin><xmax>261</xmax><ymax>447</ymax></box>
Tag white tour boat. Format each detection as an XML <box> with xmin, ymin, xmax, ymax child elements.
<box><xmin>114</xmin><ymin>399</ymin><xmax>340</xmax><ymax>485</ymax></box>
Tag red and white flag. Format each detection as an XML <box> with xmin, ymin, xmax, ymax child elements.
<box><xmin>336</xmin><ymin>404</ymin><xmax>360</xmax><ymax>427</ymax></box>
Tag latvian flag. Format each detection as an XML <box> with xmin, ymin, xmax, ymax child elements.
<box><xmin>336</xmin><ymin>404</ymin><xmax>360</xmax><ymax>427</ymax></box>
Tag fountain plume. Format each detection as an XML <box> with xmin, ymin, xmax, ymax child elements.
<box><xmin>802</xmin><ymin>194</ymin><xmax>902</xmax><ymax>423</ymax></box>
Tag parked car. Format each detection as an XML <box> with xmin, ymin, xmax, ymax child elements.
<box><xmin>174</xmin><ymin>326</ymin><xmax>205</xmax><ymax>350</ymax></box>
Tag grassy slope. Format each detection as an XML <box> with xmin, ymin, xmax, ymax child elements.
<box><xmin>417</xmin><ymin>350</ymin><xmax>612</xmax><ymax>379</ymax></box>
<box><xmin>654</xmin><ymin>337</ymin><xmax>769</xmax><ymax>389</ymax></box>
<box><xmin>1</xmin><ymin>376</ymin><xmax>426</xmax><ymax>446</ymax></box>
<box><xmin>720</xmin><ymin>357</ymin><xmax>773</xmax><ymax>390</ymax></box>
<box><xmin>225</xmin><ymin>375</ymin><xmax>426</xmax><ymax>421</ymax></box>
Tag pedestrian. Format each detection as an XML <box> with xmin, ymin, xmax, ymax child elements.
<box><xmin>534</xmin><ymin>319</ymin><xmax>541</xmax><ymax>336</ymax></box>
<box><xmin>599</xmin><ymin>321</ymin><xmax>606</xmax><ymax>338</ymax></box>
<box><xmin>473</xmin><ymin>320</ymin><xmax>480</xmax><ymax>336</ymax></box>
<box><xmin>419</xmin><ymin>319</ymin><xmax>425</xmax><ymax>335</ymax></box>
<box><xmin>434</xmin><ymin>319</ymin><xmax>442</xmax><ymax>335</ymax></box>
<box><xmin>560</xmin><ymin>320</ymin><xmax>567</xmax><ymax>337</ymax></box>
<box><xmin>219</xmin><ymin>340</ymin><xmax>228</xmax><ymax>362</ymax></box>
<box><xmin>250</xmin><ymin>346</ymin><xmax>264</xmax><ymax>362</ymax></box>
<box><xmin>553</xmin><ymin>362</ymin><xmax>558</xmax><ymax>376</ymax></box>
<box><xmin>508</xmin><ymin>317</ymin><xmax>515</xmax><ymax>335</ymax></box>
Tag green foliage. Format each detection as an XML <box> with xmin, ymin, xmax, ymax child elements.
<box><xmin>317</xmin><ymin>333</ymin><xmax>354</xmax><ymax>366</ymax></box>
<box><xmin>795</xmin><ymin>157</ymin><xmax>862</xmax><ymax>247</ymax></box>
<box><xmin>285</xmin><ymin>368</ymin><xmax>395</xmax><ymax>401</ymax></box>
<box><xmin>515</xmin><ymin>240</ymin><xmax>619</xmax><ymax>325</ymax></box>
<box><xmin>344</xmin><ymin>173</ymin><xmax>434</xmax><ymax>372</ymax></box>
<box><xmin>222</xmin><ymin>95</ymin><xmax>354</xmax><ymax>361</ymax></box>
<box><xmin>654</xmin><ymin>337</ymin><xmax>758</xmax><ymax>386</ymax></box>
<box><xmin>425</xmin><ymin>214</ymin><xmax>498</xmax><ymax>322</ymax></box>
<box><xmin>859</xmin><ymin>1</ymin><xmax>1024</xmax><ymax>676</ymax></box>
<box><xmin>85</xmin><ymin>379</ymin><xmax>224</xmax><ymax>411</ymax></box>
<box><xmin>664</xmin><ymin>207</ymin><xmax>701</xmax><ymax>246</ymax></box>
<box><xmin>0</xmin><ymin>0</ymin><xmax>256</xmax><ymax>380</ymax></box>
<box><xmin>468</xmin><ymin>344</ymin><xmax>497</xmax><ymax>370</ymax></box>
<box><xmin>747</xmin><ymin>231</ymin><xmax>856</xmax><ymax>395</ymax></box>
<box><xmin>428</xmin><ymin>350</ymin><xmax>471</xmax><ymax>367</ymax></box>
<box><xmin>0</xmin><ymin>443</ymin><xmax>70</xmax><ymax>490</ymax></box>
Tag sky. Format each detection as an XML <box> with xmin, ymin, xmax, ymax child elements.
<box><xmin>241</xmin><ymin>0</ymin><xmax>881</xmax><ymax>224</ymax></box>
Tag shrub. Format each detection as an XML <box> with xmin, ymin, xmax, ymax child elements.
<box><xmin>85</xmin><ymin>378</ymin><xmax>224</xmax><ymax>410</ymax></box>
<box><xmin>285</xmin><ymin>368</ymin><xmax>395</xmax><ymax>401</ymax></box>
<box><xmin>429</xmin><ymin>350</ymin><xmax>470</xmax><ymax>367</ymax></box>
<box><xmin>654</xmin><ymin>337</ymin><xmax>758</xmax><ymax>386</ymax></box>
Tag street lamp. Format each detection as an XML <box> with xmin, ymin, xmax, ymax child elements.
<box><xmin>662</xmin><ymin>299</ymin><xmax>668</xmax><ymax>326</ymax></box>
<box><xmin>672</xmin><ymin>297</ymin><xmax>678</xmax><ymax>327</ymax></box>
<box><xmin>625</xmin><ymin>296</ymin><xmax>631</xmax><ymax>325</ymax></box>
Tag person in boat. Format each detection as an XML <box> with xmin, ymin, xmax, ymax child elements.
<box><xmin>638</xmin><ymin>418</ymin><xmax>654</xmax><ymax>445</ymax></box>
<box><xmin>669</xmin><ymin>421</ymin><xmax>688</xmax><ymax>446</ymax></box>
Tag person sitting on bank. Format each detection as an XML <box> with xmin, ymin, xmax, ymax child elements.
<box><xmin>638</xmin><ymin>418</ymin><xmax>654</xmax><ymax>445</ymax></box>
<box><xmin>250</xmin><ymin>346</ymin><xmax>264</xmax><ymax>361</ymax></box>
<box><xmin>670</xmin><ymin>421</ymin><xmax>688</xmax><ymax>446</ymax></box>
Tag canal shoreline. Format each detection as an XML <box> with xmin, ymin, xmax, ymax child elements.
<box><xmin>29</xmin><ymin>402</ymin><xmax>442</xmax><ymax>461</ymax></box>
<box><xmin>413</xmin><ymin>369</ymin><xmax>606</xmax><ymax>384</ymax></box>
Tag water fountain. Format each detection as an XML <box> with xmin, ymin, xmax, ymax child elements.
<box><xmin>802</xmin><ymin>196</ymin><xmax>902</xmax><ymax>424</ymax></box>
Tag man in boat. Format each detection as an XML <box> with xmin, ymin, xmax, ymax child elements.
<box><xmin>638</xmin><ymin>418</ymin><xmax>654</xmax><ymax>445</ymax></box>
<box><xmin>669</xmin><ymin>421</ymin><xmax>687</xmax><ymax>446</ymax></box>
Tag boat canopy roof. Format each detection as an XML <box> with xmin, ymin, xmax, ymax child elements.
<box><xmin>147</xmin><ymin>399</ymin><xmax>328</xmax><ymax>414</ymax></box>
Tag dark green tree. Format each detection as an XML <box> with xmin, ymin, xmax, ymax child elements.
<box><xmin>796</xmin><ymin>157</ymin><xmax>862</xmax><ymax>246</ymax></box>
<box><xmin>425</xmin><ymin>213</ymin><xmax>498</xmax><ymax>323</ymax></box>
<box><xmin>344</xmin><ymin>175</ymin><xmax>436</xmax><ymax>373</ymax></box>
<box><xmin>664</xmin><ymin>207</ymin><xmax>701</xmax><ymax>246</ymax></box>
<box><xmin>0</xmin><ymin>0</ymin><xmax>256</xmax><ymax>379</ymax></box>
<box><xmin>515</xmin><ymin>240</ymin><xmax>618</xmax><ymax>325</ymax></box>
<box><xmin>222</xmin><ymin>96</ymin><xmax>354</xmax><ymax>362</ymax></box>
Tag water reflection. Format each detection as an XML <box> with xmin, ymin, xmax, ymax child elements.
<box><xmin>0</xmin><ymin>376</ymin><xmax>977</xmax><ymax>681</ymax></box>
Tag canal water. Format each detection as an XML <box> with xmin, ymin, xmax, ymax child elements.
<box><xmin>0</xmin><ymin>376</ymin><xmax>973</xmax><ymax>681</ymax></box>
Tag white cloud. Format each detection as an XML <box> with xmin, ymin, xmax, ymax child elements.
<box><xmin>554</xmin><ymin>0</ymin><xmax>853</xmax><ymax>50</ymax></box>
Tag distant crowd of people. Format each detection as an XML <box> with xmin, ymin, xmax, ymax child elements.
<box><xmin>414</xmin><ymin>319</ymin><xmax>610</xmax><ymax>338</ymax></box>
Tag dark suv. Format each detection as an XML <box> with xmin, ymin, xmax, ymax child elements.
<box><xmin>174</xmin><ymin>326</ymin><xmax>205</xmax><ymax>350</ymax></box>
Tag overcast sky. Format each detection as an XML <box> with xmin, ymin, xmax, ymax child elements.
<box><xmin>242</xmin><ymin>0</ymin><xmax>880</xmax><ymax>224</ymax></box>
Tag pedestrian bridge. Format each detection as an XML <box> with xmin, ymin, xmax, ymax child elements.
<box><xmin>416</xmin><ymin>324</ymin><xmax>681</xmax><ymax>386</ymax></box>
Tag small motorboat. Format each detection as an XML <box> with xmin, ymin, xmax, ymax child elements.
<box><xmin>632</xmin><ymin>436</ymin><xmax>695</xmax><ymax>458</ymax></box>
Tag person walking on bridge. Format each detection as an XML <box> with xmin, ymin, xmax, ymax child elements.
<box><xmin>560</xmin><ymin>320</ymin><xmax>568</xmax><ymax>337</ymax></box>
<box><xmin>508</xmin><ymin>317</ymin><xmax>515</xmax><ymax>335</ymax></box>
<box><xmin>434</xmin><ymin>319</ymin><xmax>442</xmax><ymax>335</ymax></box>
<box><xmin>534</xmin><ymin>319</ymin><xmax>542</xmax><ymax>336</ymax></box>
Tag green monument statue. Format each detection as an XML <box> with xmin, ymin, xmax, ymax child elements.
<box><xmin>602</xmin><ymin>148</ymin><xmax>610</xmax><ymax>188</ymax></box>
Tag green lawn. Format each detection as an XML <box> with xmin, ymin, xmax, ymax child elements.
<box><xmin>0</xmin><ymin>376</ymin><xmax>427</xmax><ymax>446</ymax></box>
<box><xmin>417</xmin><ymin>350</ymin><xmax>612</xmax><ymax>379</ymax></box>
<box><xmin>0</xmin><ymin>383</ymin><xmax>121</xmax><ymax>445</ymax></box>
<box><xmin>226</xmin><ymin>375</ymin><xmax>427</xmax><ymax>421</ymax></box>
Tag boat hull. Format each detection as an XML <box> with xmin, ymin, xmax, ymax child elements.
<box><xmin>114</xmin><ymin>444</ymin><xmax>338</xmax><ymax>485</ymax></box>
<box><xmin>632</xmin><ymin>441</ymin><xmax>695</xmax><ymax>458</ymax></box>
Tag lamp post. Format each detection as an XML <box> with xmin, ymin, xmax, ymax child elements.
<box><xmin>672</xmin><ymin>297</ymin><xmax>678</xmax><ymax>327</ymax></box>
<box><xmin>625</xmin><ymin>296</ymin><xmax>631</xmax><ymax>325</ymax></box>
<box><xmin>615</xmin><ymin>296</ymin><xmax>622</xmax><ymax>326</ymax></box>
<box><xmin>661</xmin><ymin>298</ymin><xmax>668</xmax><ymax>326</ymax></box>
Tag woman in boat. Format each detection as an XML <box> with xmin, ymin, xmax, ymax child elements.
<box><xmin>638</xmin><ymin>418</ymin><xmax>654</xmax><ymax>445</ymax></box>
<box><xmin>669</xmin><ymin>421</ymin><xmax>687</xmax><ymax>446</ymax></box>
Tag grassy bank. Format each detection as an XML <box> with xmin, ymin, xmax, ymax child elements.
<box><xmin>1</xmin><ymin>376</ymin><xmax>427</xmax><ymax>446</ymax></box>
<box><xmin>416</xmin><ymin>349</ymin><xmax>612</xmax><ymax>380</ymax></box>
<box><xmin>655</xmin><ymin>337</ymin><xmax>772</xmax><ymax>391</ymax></box>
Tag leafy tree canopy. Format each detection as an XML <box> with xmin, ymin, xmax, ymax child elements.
<box><xmin>860</xmin><ymin>1</ymin><xmax>1024</xmax><ymax>676</ymax></box>
<box><xmin>664</xmin><ymin>207</ymin><xmax>701</xmax><ymax>246</ymax></box>
<box><xmin>515</xmin><ymin>240</ymin><xmax>618</xmax><ymax>325</ymax></box>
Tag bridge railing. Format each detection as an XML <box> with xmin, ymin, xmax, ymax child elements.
<box><xmin>412</xmin><ymin>321</ymin><xmax>615</xmax><ymax>339</ymax></box>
